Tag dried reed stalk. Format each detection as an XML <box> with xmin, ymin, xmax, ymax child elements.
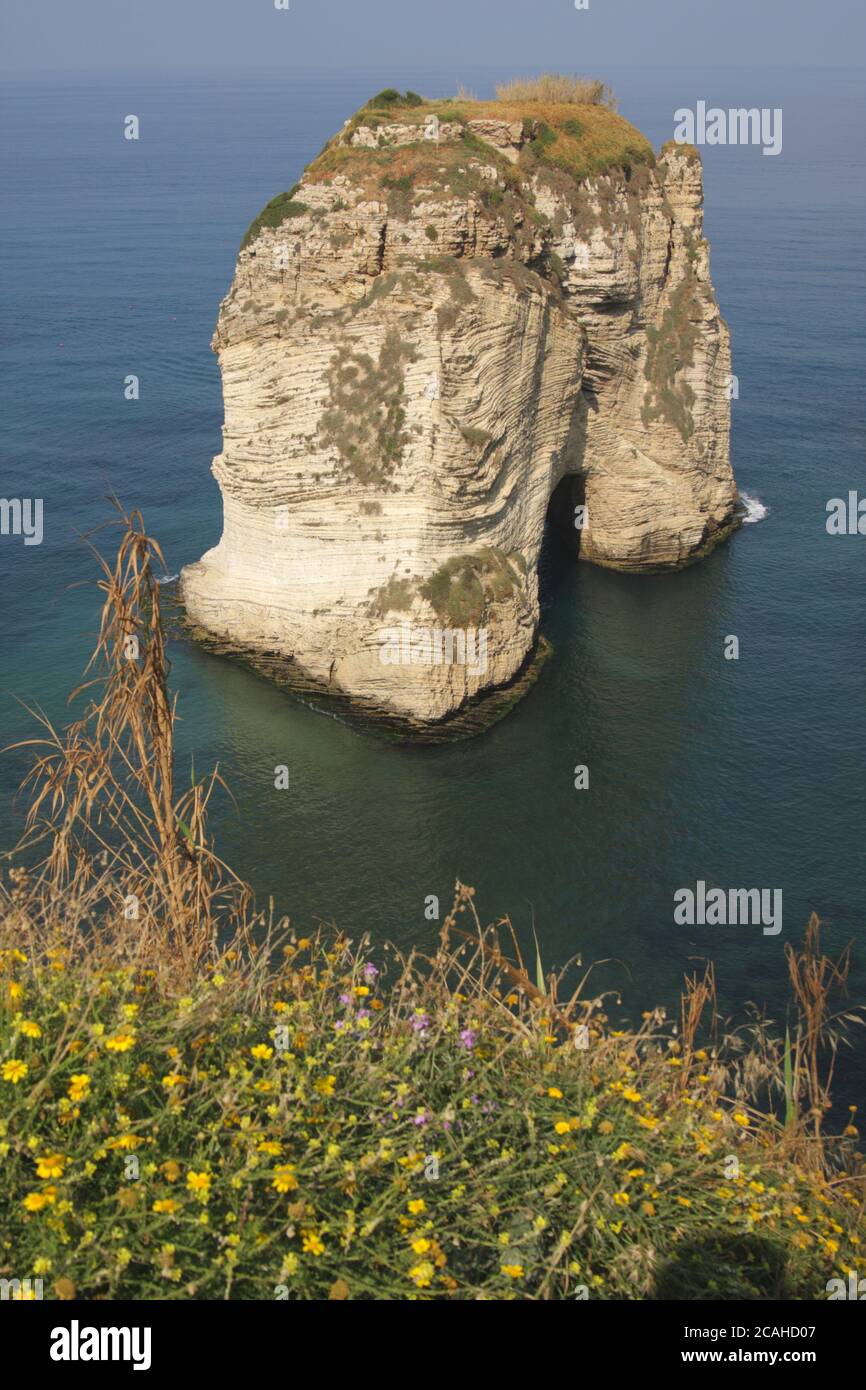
<box><xmin>6</xmin><ymin>502</ymin><xmax>249</xmax><ymax>980</ymax></box>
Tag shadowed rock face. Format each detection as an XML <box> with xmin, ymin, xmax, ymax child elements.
<box><xmin>181</xmin><ymin>98</ymin><xmax>738</xmax><ymax>728</ymax></box>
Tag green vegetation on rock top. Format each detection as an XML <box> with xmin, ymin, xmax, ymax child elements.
<box><xmin>240</xmin><ymin>77</ymin><xmax>658</xmax><ymax>251</ymax></box>
<box><xmin>365</xmin><ymin>88</ymin><xmax>424</xmax><ymax>109</ymax></box>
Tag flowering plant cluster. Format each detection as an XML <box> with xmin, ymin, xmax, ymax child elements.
<box><xmin>1</xmin><ymin>926</ymin><xmax>861</xmax><ymax>1301</ymax></box>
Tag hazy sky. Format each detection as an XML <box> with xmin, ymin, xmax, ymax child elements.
<box><xmin>3</xmin><ymin>0</ymin><xmax>864</xmax><ymax>72</ymax></box>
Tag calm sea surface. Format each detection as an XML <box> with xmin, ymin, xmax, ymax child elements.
<box><xmin>1</xmin><ymin>67</ymin><xmax>864</xmax><ymax>1103</ymax></box>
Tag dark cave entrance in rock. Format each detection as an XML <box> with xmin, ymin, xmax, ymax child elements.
<box><xmin>538</xmin><ymin>473</ymin><xmax>585</xmax><ymax>613</ymax></box>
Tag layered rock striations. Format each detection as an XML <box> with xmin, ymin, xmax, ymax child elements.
<box><xmin>181</xmin><ymin>92</ymin><xmax>739</xmax><ymax>728</ymax></box>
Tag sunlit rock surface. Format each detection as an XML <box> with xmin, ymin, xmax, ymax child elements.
<box><xmin>182</xmin><ymin>96</ymin><xmax>738</xmax><ymax>727</ymax></box>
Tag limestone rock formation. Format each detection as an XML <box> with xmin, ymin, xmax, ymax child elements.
<box><xmin>181</xmin><ymin>91</ymin><xmax>739</xmax><ymax>729</ymax></box>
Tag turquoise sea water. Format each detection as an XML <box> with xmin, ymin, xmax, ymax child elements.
<box><xmin>1</xmin><ymin>67</ymin><xmax>864</xmax><ymax>1103</ymax></box>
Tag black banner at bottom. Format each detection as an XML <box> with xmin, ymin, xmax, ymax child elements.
<box><xmin>3</xmin><ymin>1294</ymin><xmax>858</xmax><ymax>1376</ymax></box>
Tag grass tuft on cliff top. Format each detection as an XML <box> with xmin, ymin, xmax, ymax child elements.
<box><xmin>494</xmin><ymin>74</ymin><xmax>617</xmax><ymax>107</ymax></box>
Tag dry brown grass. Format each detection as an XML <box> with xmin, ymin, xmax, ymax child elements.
<box><xmin>680</xmin><ymin>961</ymin><xmax>718</xmax><ymax>1086</ymax></box>
<box><xmin>786</xmin><ymin>914</ymin><xmax>855</xmax><ymax>1144</ymax></box>
<box><xmin>495</xmin><ymin>74</ymin><xmax>617</xmax><ymax>109</ymax></box>
<box><xmin>4</xmin><ymin>502</ymin><xmax>249</xmax><ymax>983</ymax></box>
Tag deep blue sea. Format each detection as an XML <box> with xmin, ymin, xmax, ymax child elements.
<box><xmin>1</xmin><ymin>67</ymin><xmax>864</xmax><ymax>1107</ymax></box>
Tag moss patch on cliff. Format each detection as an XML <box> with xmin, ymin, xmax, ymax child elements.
<box><xmin>318</xmin><ymin>330</ymin><xmax>417</xmax><ymax>488</ymax></box>
<box><xmin>240</xmin><ymin>187</ymin><xmax>309</xmax><ymax>250</ymax></box>
<box><xmin>641</xmin><ymin>247</ymin><xmax>712</xmax><ymax>442</ymax></box>
<box><xmin>368</xmin><ymin>575</ymin><xmax>414</xmax><ymax>618</ymax></box>
<box><xmin>420</xmin><ymin>548</ymin><xmax>522</xmax><ymax>627</ymax></box>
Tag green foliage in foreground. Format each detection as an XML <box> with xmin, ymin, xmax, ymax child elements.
<box><xmin>1</xmin><ymin>919</ymin><xmax>862</xmax><ymax>1301</ymax></box>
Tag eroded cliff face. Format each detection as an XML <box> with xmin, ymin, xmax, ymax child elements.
<box><xmin>181</xmin><ymin>96</ymin><xmax>738</xmax><ymax>727</ymax></box>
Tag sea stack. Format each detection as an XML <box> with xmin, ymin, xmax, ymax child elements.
<box><xmin>181</xmin><ymin>87</ymin><xmax>738</xmax><ymax>729</ymax></box>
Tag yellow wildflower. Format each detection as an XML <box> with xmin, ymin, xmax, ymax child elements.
<box><xmin>272</xmin><ymin>1164</ymin><xmax>299</xmax><ymax>1194</ymax></box>
<box><xmin>23</xmin><ymin>1186</ymin><xmax>57</xmax><ymax>1211</ymax></box>
<box><xmin>186</xmin><ymin>1171</ymin><xmax>212</xmax><ymax>1201</ymax></box>
<box><xmin>35</xmin><ymin>1153</ymin><xmax>65</xmax><ymax>1180</ymax></box>
<box><xmin>107</xmin><ymin>1133</ymin><xmax>141</xmax><ymax>1151</ymax></box>
<box><xmin>409</xmin><ymin>1261</ymin><xmax>434</xmax><ymax>1288</ymax></box>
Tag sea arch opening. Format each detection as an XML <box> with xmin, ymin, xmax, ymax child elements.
<box><xmin>538</xmin><ymin>472</ymin><xmax>586</xmax><ymax>613</ymax></box>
